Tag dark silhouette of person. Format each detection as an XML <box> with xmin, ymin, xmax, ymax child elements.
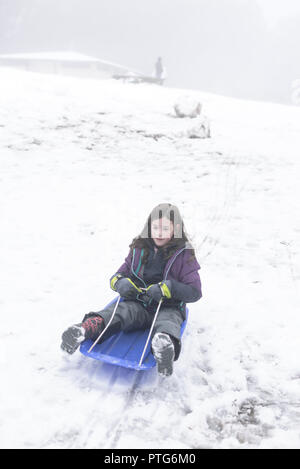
<box><xmin>155</xmin><ymin>57</ymin><xmax>165</xmax><ymax>84</ymax></box>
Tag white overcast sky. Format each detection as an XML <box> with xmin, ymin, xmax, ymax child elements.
<box><xmin>257</xmin><ymin>0</ymin><xmax>300</xmax><ymax>26</ymax></box>
<box><xmin>1</xmin><ymin>0</ymin><xmax>299</xmax><ymax>103</ymax></box>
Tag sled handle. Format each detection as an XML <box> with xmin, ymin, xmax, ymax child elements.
<box><xmin>138</xmin><ymin>297</ymin><xmax>163</xmax><ymax>367</ymax></box>
<box><xmin>87</xmin><ymin>294</ymin><xmax>121</xmax><ymax>353</ymax></box>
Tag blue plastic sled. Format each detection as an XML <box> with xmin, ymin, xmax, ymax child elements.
<box><xmin>80</xmin><ymin>297</ymin><xmax>189</xmax><ymax>371</ymax></box>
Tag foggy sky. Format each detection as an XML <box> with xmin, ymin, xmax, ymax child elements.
<box><xmin>0</xmin><ymin>0</ymin><xmax>299</xmax><ymax>104</ymax></box>
<box><xmin>257</xmin><ymin>0</ymin><xmax>300</xmax><ymax>26</ymax></box>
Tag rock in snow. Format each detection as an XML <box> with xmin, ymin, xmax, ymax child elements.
<box><xmin>174</xmin><ymin>95</ymin><xmax>202</xmax><ymax>118</ymax></box>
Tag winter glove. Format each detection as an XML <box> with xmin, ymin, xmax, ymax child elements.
<box><xmin>110</xmin><ymin>274</ymin><xmax>143</xmax><ymax>299</ymax></box>
<box><xmin>146</xmin><ymin>280</ymin><xmax>172</xmax><ymax>302</ymax></box>
<box><xmin>110</xmin><ymin>273</ymin><xmax>123</xmax><ymax>291</ymax></box>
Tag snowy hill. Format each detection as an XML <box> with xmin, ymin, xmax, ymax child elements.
<box><xmin>0</xmin><ymin>67</ymin><xmax>300</xmax><ymax>449</ymax></box>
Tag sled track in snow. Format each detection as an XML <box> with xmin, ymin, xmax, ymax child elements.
<box><xmin>79</xmin><ymin>363</ymin><xmax>123</xmax><ymax>449</ymax></box>
<box><xmin>104</xmin><ymin>371</ymin><xmax>143</xmax><ymax>448</ymax></box>
<box><xmin>104</xmin><ymin>372</ymin><xmax>197</xmax><ymax>450</ymax></box>
<box><xmin>67</xmin><ymin>358</ymin><xmax>146</xmax><ymax>449</ymax></box>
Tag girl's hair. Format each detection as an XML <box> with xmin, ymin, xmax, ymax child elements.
<box><xmin>129</xmin><ymin>203</ymin><xmax>196</xmax><ymax>263</ymax></box>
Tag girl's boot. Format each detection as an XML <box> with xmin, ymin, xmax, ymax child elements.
<box><xmin>61</xmin><ymin>316</ymin><xmax>104</xmax><ymax>354</ymax></box>
<box><xmin>61</xmin><ymin>324</ymin><xmax>86</xmax><ymax>354</ymax></box>
<box><xmin>151</xmin><ymin>332</ymin><xmax>175</xmax><ymax>377</ymax></box>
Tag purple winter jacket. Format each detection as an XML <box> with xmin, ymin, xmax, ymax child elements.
<box><xmin>115</xmin><ymin>244</ymin><xmax>202</xmax><ymax>310</ymax></box>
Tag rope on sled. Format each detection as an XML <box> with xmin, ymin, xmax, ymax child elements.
<box><xmin>138</xmin><ymin>297</ymin><xmax>163</xmax><ymax>367</ymax></box>
<box><xmin>87</xmin><ymin>295</ymin><xmax>122</xmax><ymax>353</ymax></box>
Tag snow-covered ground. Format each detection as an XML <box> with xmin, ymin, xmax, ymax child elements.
<box><xmin>0</xmin><ymin>67</ymin><xmax>300</xmax><ymax>449</ymax></box>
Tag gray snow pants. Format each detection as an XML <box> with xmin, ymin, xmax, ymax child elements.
<box><xmin>84</xmin><ymin>299</ymin><xmax>186</xmax><ymax>360</ymax></box>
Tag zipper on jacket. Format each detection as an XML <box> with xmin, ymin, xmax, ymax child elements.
<box><xmin>131</xmin><ymin>248</ymin><xmax>147</xmax><ymax>288</ymax></box>
<box><xmin>132</xmin><ymin>245</ymin><xmax>190</xmax><ymax>310</ymax></box>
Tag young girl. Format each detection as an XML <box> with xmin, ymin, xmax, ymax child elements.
<box><xmin>61</xmin><ymin>203</ymin><xmax>202</xmax><ymax>377</ymax></box>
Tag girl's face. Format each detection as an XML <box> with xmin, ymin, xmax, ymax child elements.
<box><xmin>151</xmin><ymin>217</ymin><xmax>174</xmax><ymax>247</ymax></box>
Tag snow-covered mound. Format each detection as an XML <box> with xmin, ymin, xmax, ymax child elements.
<box><xmin>184</xmin><ymin>115</ymin><xmax>211</xmax><ymax>139</ymax></box>
<box><xmin>174</xmin><ymin>95</ymin><xmax>202</xmax><ymax>118</ymax></box>
<box><xmin>1</xmin><ymin>67</ymin><xmax>300</xmax><ymax>449</ymax></box>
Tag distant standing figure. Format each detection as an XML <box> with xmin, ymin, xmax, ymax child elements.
<box><xmin>155</xmin><ymin>57</ymin><xmax>166</xmax><ymax>85</ymax></box>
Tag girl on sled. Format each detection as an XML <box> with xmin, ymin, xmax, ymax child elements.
<box><xmin>61</xmin><ymin>203</ymin><xmax>202</xmax><ymax>377</ymax></box>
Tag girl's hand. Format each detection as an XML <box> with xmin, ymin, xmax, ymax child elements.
<box><xmin>146</xmin><ymin>281</ymin><xmax>172</xmax><ymax>302</ymax></box>
<box><xmin>111</xmin><ymin>275</ymin><xmax>143</xmax><ymax>299</ymax></box>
